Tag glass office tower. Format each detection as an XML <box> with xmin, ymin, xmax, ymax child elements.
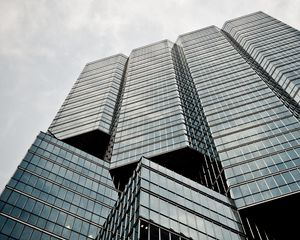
<box><xmin>177</xmin><ymin>24</ymin><xmax>300</xmax><ymax>239</ymax></box>
<box><xmin>1</xmin><ymin>11</ymin><xmax>300</xmax><ymax>240</ymax></box>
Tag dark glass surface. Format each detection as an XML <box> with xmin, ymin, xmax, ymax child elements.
<box><xmin>0</xmin><ymin>132</ymin><xmax>118</xmax><ymax>240</ymax></box>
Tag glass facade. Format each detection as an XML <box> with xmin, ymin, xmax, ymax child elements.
<box><xmin>1</xmin><ymin>11</ymin><xmax>300</xmax><ymax>240</ymax></box>
<box><xmin>97</xmin><ymin>158</ymin><xmax>245</xmax><ymax>240</ymax></box>
<box><xmin>110</xmin><ymin>40</ymin><xmax>189</xmax><ymax>169</ymax></box>
<box><xmin>223</xmin><ymin>11</ymin><xmax>300</xmax><ymax>104</ymax></box>
<box><xmin>177</xmin><ymin>26</ymin><xmax>300</xmax><ymax>209</ymax></box>
<box><xmin>110</xmin><ymin>40</ymin><xmax>226</xmax><ymax>195</ymax></box>
<box><xmin>0</xmin><ymin>132</ymin><xmax>118</xmax><ymax>240</ymax></box>
<box><xmin>48</xmin><ymin>54</ymin><xmax>128</xmax><ymax>158</ymax></box>
<box><xmin>171</xmin><ymin>42</ymin><xmax>227</xmax><ymax>194</ymax></box>
<box><xmin>49</xmin><ymin>54</ymin><xmax>128</xmax><ymax>139</ymax></box>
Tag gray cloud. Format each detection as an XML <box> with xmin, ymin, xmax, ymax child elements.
<box><xmin>0</xmin><ymin>0</ymin><xmax>299</xmax><ymax>192</ymax></box>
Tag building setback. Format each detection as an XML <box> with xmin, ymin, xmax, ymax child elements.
<box><xmin>1</xmin><ymin>11</ymin><xmax>300</xmax><ymax>240</ymax></box>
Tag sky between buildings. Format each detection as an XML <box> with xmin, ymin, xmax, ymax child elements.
<box><xmin>0</xmin><ymin>0</ymin><xmax>300</xmax><ymax>192</ymax></box>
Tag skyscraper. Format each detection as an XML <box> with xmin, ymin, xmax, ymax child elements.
<box><xmin>0</xmin><ymin>11</ymin><xmax>299</xmax><ymax>240</ymax></box>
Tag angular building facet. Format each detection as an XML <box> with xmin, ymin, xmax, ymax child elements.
<box><xmin>223</xmin><ymin>11</ymin><xmax>300</xmax><ymax>104</ymax></box>
<box><xmin>0</xmin><ymin>132</ymin><xmax>118</xmax><ymax>240</ymax></box>
<box><xmin>1</xmin><ymin>11</ymin><xmax>300</xmax><ymax>240</ymax></box>
<box><xmin>111</xmin><ymin>40</ymin><xmax>188</xmax><ymax>168</ymax></box>
<box><xmin>49</xmin><ymin>54</ymin><xmax>128</xmax><ymax>158</ymax></box>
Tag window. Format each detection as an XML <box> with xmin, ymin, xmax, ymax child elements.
<box><xmin>150</xmin><ymin>224</ymin><xmax>159</xmax><ymax>240</ymax></box>
<box><xmin>171</xmin><ymin>233</ymin><xmax>179</xmax><ymax>240</ymax></box>
<box><xmin>140</xmin><ymin>220</ymin><xmax>149</xmax><ymax>239</ymax></box>
<box><xmin>160</xmin><ymin>229</ymin><xmax>170</xmax><ymax>240</ymax></box>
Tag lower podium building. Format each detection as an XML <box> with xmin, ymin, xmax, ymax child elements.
<box><xmin>1</xmin><ymin>11</ymin><xmax>300</xmax><ymax>240</ymax></box>
<box><xmin>0</xmin><ymin>132</ymin><xmax>118</xmax><ymax>240</ymax></box>
<box><xmin>97</xmin><ymin>158</ymin><xmax>245</xmax><ymax>240</ymax></box>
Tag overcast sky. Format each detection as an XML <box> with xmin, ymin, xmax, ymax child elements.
<box><xmin>0</xmin><ymin>0</ymin><xmax>299</xmax><ymax>192</ymax></box>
